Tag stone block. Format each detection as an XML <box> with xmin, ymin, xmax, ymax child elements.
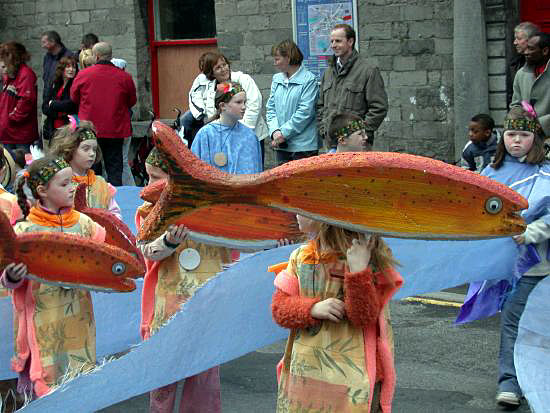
<box><xmin>245</xmin><ymin>29</ymin><xmax>291</xmax><ymax>46</ymax></box>
<box><xmin>236</xmin><ymin>0</ymin><xmax>259</xmax><ymax>15</ymax></box>
<box><xmin>413</xmin><ymin>121</ymin><xmax>444</xmax><ymax>139</ymax></box>
<box><xmin>391</xmin><ymin>22</ymin><xmax>409</xmax><ymax>39</ymax></box>
<box><xmin>363</xmin><ymin>5</ymin><xmax>400</xmax><ymax>23</ymax></box>
<box><xmin>416</xmin><ymin>54</ymin><xmax>453</xmax><ymax>70</ymax></box>
<box><xmin>219</xmin><ymin>45</ymin><xmax>240</xmax><ymax>61</ymax></box>
<box><xmin>70</xmin><ymin>10</ymin><xmax>89</xmax><ymax>24</ymax></box>
<box><xmin>253</xmin><ymin>74</ymin><xmax>273</xmax><ymax>90</ymax></box>
<box><xmin>23</xmin><ymin>2</ymin><xmax>36</xmax><ymax>15</ymax></box>
<box><xmin>434</xmin><ymin>2</ymin><xmax>454</xmax><ymax>19</ymax></box>
<box><xmin>62</xmin><ymin>0</ymin><xmax>77</xmax><ymax>11</ymax></box>
<box><xmin>240</xmin><ymin>45</ymin><xmax>264</xmax><ymax>60</ymax></box>
<box><xmin>110</xmin><ymin>6</ymin><xmax>134</xmax><ymax>20</ymax></box>
<box><xmin>428</xmin><ymin>71</ymin><xmax>441</xmax><ymax>85</ymax></box>
<box><xmin>16</xmin><ymin>14</ymin><xmax>35</xmax><ymax>27</ymax></box>
<box><xmin>270</xmin><ymin>12</ymin><xmax>291</xmax><ymax>29</ymax></box>
<box><xmin>402</xmin><ymin>39</ymin><xmax>434</xmax><ymax>55</ymax></box>
<box><xmin>76</xmin><ymin>0</ymin><xmax>95</xmax><ymax>9</ymax></box>
<box><xmin>367</xmin><ymin>40</ymin><xmax>401</xmax><ymax>56</ymax></box>
<box><xmin>363</xmin><ymin>23</ymin><xmax>392</xmax><ymax>40</ymax></box>
<box><xmin>485</xmin><ymin>7</ymin><xmax>506</xmax><ymax>22</ymax></box>
<box><xmin>488</xmin><ymin>57</ymin><xmax>506</xmax><ymax>75</ymax></box>
<box><xmin>44</xmin><ymin>1</ymin><xmax>62</xmax><ymax>13</ymax></box>
<box><xmin>490</xmin><ymin>109</ymin><xmax>506</xmax><ymax>126</ymax></box>
<box><xmin>487</xmin><ymin>40</ymin><xmax>505</xmax><ymax>57</ymax></box>
<box><xmin>489</xmin><ymin>92</ymin><xmax>507</xmax><ymax>110</ymax></box>
<box><xmin>48</xmin><ymin>12</ymin><xmax>70</xmax><ymax>25</ymax></box>
<box><xmin>219</xmin><ymin>31</ymin><xmax>243</xmax><ymax>48</ymax></box>
<box><xmin>91</xmin><ymin>9</ymin><xmax>109</xmax><ymax>20</ymax></box>
<box><xmin>248</xmin><ymin>15</ymin><xmax>269</xmax><ymax>30</ymax></box>
<box><xmin>486</xmin><ymin>22</ymin><xmax>506</xmax><ymax>40</ymax></box>
<box><xmin>215</xmin><ymin>1</ymin><xmax>237</xmax><ymax>17</ymax></box>
<box><xmin>409</xmin><ymin>21</ymin><xmax>453</xmax><ymax>39</ymax></box>
<box><xmin>488</xmin><ymin>74</ymin><xmax>506</xmax><ymax>92</ymax></box>
<box><xmin>401</xmin><ymin>5</ymin><xmax>434</xmax><ymax>21</ymax></box>
<box><xmin>434</xmin><ymin>38</ymin><xmax>453</xmax><ymax>54</ymax></box>
<box><xmin>393</xmin><ymin>56</ymin><xmax>416</xmax><ymax>72</ymax></box>
<box><xmin>389</xmin><ymin>71</ymin><xmax>427</xmax><ymax>87</ymax></box>
<box><xmin>94</xmin><ymin>0</ymin><xmax>113</xmax><ymax>9</ymax></box>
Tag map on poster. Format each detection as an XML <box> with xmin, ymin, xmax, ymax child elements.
<box><xmin>293</xmin><ymin>0</ymin><xmax>358</xmax><ymax>79</ymax></box>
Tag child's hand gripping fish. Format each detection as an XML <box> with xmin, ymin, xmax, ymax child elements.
<box><xmin>139</xmin><ymin>121</ymin><xmax>528</xmax><ymax>248</ymax></box>
<box><xmin>0</xmin><ymin>211</ymin><xmax>143</xmax><ymax>292</ymax></box>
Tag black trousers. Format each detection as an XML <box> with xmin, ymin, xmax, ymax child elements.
<box><xmin>97</xmin><ymin>138</ymin><xmax>124</xmax><ymax>186</ymax></box>
<box><xmin>275</xmin><ymin>149</ymin><xmax>318</xmax><ymax>166</ymax></box>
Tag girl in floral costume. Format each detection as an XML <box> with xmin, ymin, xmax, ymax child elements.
<box><xmin>271</xmin><ymin>216</ymin><xmax>403</xmax><ymax>413</ymax></box>
<box><xmin>136</xmin><ymin>148</ymin><xmax>230</xmax><ymax>413</ymax></box>
<box><xmin>0</xmin><ymin>155</ymin><xmax>105</xmax><ymax>398</ymax></box>
<box><xmin>50</xmin><ymin>118</ymin><xmax>121</xmax><ymax>218</ymax></box>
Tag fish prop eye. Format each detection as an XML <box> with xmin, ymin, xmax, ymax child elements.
<box><xmin>485</xmin><ymin>197</ymin><xmax>503</xmax><ymax>214</ymax></box>
<box><xmin>112</xmin><ymin>262</ymin><xmax>126</xmax><ymax>275</ymax></box>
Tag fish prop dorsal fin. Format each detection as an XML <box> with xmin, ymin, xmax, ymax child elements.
<box><xmin>140</xmin><ymin>122</ymin><xmax>527</xmax><ymax>245</ymax></box>
<box><xmin>74</xmin><ymin>183</ymin><xmax>145</xmax><ymax>267</ymax></box>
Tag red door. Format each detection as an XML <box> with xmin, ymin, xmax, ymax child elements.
<box><xmin>521</xmin><ymin>0</ymin><xmax>550</xmax><ymax>32</ymax></box>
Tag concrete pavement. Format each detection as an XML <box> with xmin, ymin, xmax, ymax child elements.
<box><xmin>100</xmin><ymin>300</ymin><xmax>531</xmax><ymax>413</ymax></box>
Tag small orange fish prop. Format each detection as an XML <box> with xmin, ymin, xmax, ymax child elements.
<box><xmin>74</xmin><ymin>183</ymin><xmax>145</xmax><ymax>267</ymax></box>
<box><xmin>139</xmin><ymin>122</ymin><xmax>527</xmax><ymax>247</ymax></box>
<box><xmin>0</xmin><ymin>212</ymin><xmax>143</xmax><ymax>292</ymax></box>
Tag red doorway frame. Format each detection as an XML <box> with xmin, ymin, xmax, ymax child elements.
<box><xmin>147</xmin><ymin>0</ymin><xmax>218</xmax><ymax>116</ymax></box>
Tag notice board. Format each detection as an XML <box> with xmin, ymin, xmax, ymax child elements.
<box><xmin>292</xmin><ymin>0</ymin><xmax>359</xmax><ymax>79</ymax></box>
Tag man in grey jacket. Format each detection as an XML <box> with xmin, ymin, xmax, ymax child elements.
<box><xmin>316</xmin><ymin>24</ymin><xmax>388</xmax><ymax>149</ymax></box>
<box><xmin>511</xmin><ymin>31</ymin><xmax>550</xmax><ymax>135</ymax></box>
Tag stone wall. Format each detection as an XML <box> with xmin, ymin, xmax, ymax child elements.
<box><xmin>215</xmin><ymin>0</ymin><xmax>455</xmax><ymax>162</ymax></box>
<box><xmin>0</xmin><ymin>0</ymin><xmax>151</xmax><ymax>119</ymax></box>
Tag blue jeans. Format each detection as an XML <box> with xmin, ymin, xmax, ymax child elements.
<box><xmin>498</xmin><ymin>275</ymin><xmax>546</xmax><ymax>394</ymax></box>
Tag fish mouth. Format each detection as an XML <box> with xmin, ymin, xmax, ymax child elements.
<box><xmin>503</xmin><ymin>210</ymin><xmax>526</xmax><ymax>235</ymax></box>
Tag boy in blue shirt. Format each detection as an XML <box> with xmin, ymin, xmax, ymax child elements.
<box><xmin>461</xmin><ymin>114</ymin><xmax>499</xmax><ymax>172</ymax></box>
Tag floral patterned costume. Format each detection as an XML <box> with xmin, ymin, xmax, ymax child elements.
<box><xmin>1</xmin><ymin>205</ymin><xmax>105</xmax><ymax>397</ymax></box>
<box><xmin>271</xmin><ymin>242</ymin><xmax>403</xmax><ymax>413</ymax></box>
<box><xmin>72</xmin><ymin>170</ymin><xmax>121</xmax><ymax>219</ymax></box>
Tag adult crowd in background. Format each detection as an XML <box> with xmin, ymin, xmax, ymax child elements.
<box><xmin>0</xmin><ymin>22</ymin><xmax>548</xmax><ymax>186</ymax></box>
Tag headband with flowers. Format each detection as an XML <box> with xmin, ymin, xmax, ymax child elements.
<box><xmin>23</xmin><ymin>157</ymin><xmax>71</xmax><ymax>193</ymax></box>
<box><xmin>145</xmin><ymin>147</ymin><xmax>170</xmax><ymax>174</ymax></box>
<box><xmin>504</xmin><ymin>101</ymin><xmax>544</xmax><ymax>137</ymax></box>
<box><xmin>216</xmin><ymin>82</ymin><xmax>244</xmax><ymax>100</ymax></box>
<box><xmin>332</xmin><ymin>119</ymin><xmax>366</xmax><ymax>142</ymax></box>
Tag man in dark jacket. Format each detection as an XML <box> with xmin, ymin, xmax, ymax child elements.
<box><xmin>41</xmin><ymin>31</ymin><xmax>74</xmax><ymax>100</ymax></box>
<box><xmin>71</xmin><ymin>42</ymin><xmax>137</xmax><ymax>186</ymax></box>
<box><xmin>316</xmin><ymin>24</ymin><xmax>388</xmax><ymax>149</ymax></box>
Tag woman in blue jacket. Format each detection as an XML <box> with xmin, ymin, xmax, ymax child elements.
<box><xmin>266</xmin><ymin>40</ymin><xmax>319</xmax><ymax>165</ymax></box>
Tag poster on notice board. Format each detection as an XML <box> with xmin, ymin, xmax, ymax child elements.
<box><xmin>292</xmin><ymin>0</ymin><xmax>359</xmax><ymax>79</ymax></box>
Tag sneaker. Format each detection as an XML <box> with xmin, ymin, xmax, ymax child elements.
<box><xmin>496</xmin><ymin>392</ymin><xmax>520</xmax><ymax>409</ymax></box>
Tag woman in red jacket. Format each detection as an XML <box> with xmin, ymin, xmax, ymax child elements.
<box><xmin>0</xmin><ymin>42</ymin><xmax>38</xmax><ymax>153</ymax></box>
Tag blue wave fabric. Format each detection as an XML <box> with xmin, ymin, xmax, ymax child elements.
<box><xmin>515</xmin><ymin>275</ymin><xmax>550</xmax><ymax>412</ymax></box>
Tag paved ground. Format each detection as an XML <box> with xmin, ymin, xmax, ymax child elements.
<box><xmin>100</xmin><ymin>300</ymin><xmax>532</xmax><ymax>413</ymax></box>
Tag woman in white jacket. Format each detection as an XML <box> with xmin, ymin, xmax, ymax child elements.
<box><xmin>186</xmin><ymin>52</ymin><xmax>268</xmax><ymax>164</ymax></box>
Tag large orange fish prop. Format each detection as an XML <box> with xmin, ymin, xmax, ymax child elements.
<box><xmin>74</xmin><ymin>183</ymin><xmax>145</xmax><ymax>267</ymax></box>
<box><xmin>0</xmin><ymin>211</ymin><xmax>143</xmax><ymax>292</ymax></box>
<box><xmin>139</xmin><ymin>122</ymin><xmax>527</xmax><ymax>247</ymax></box>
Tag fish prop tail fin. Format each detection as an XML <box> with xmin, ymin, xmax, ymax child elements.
<box><xmin>0</xmin><ymin>211</ymin><xmax>16</xmax><ymax>269</ymax></box>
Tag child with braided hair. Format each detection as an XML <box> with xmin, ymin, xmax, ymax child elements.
<box><xmin>49</xmin><ymin>118</ymin><xmax>121</xmax><ymax>218</ymax></box>
<box><xmin>1</xmin><ymin>155</ymin><xmax>105</xmax><ymax>399</ymax></box>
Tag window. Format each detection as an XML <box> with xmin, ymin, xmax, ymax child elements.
<box><xmin>155</xmin><ymin>0</ymin><xmax>216</xmax><ymax>40</ymax></box>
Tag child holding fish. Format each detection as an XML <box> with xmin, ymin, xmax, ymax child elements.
<box><xmin>0</xmin><ymin>155</ymin><xmax>106</xmax><ymax>399</ymax></box>
<box><xmin>50</xmin><ymin>118</ymin><xmax>121</xmax><ymax>218</ymax></box>
<box><xmin>137</xmin><ymin>147</ymin><xmax>230</xmax><ymax>413</ymax></box>
<box><xmin>457</xmin><ymin>104</ymin><xmax>550</xmax><ymax>410</ymax></box>
<box><xmin>191</xmin><ymin>81</ymin><xmax>263</xmax><ymax>174</ymax></box>
<box><xmin>270</xmin><ymin>114</ymin><xmax>403</xmax><ymax>412</ymax></box>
